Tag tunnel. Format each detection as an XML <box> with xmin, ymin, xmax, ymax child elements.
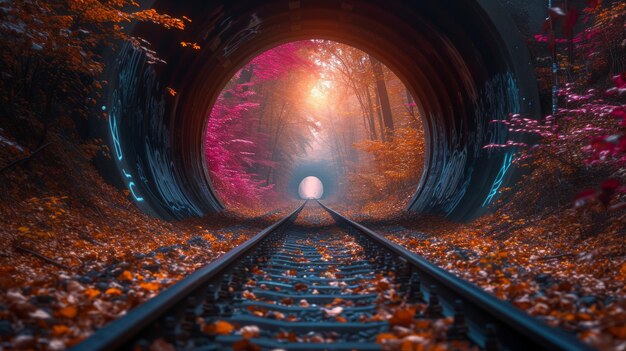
<box><xmin>288</xmin><ymin>161</ymin><xmax>338</xmax><ymax>200</ymax></box>
<box><xmin>94</xmin><ymin>0</ymin><xmax>541</xmax><ymax>221</ymax></box>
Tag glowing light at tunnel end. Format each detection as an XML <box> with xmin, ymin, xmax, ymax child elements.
<box><xmin>299</xmin><ymin>176</ymin><xmax>324</xmax><ymax>199</ymax></box>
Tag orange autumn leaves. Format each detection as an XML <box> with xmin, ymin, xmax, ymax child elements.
<box><xmin>200</xmin><ymin>320</ymin><xmax>262</xmax><ymax>351</ymax></box>
<box><xmin>373</xmin><ymin>219</ymin><xmax>625</xmax><ymax>349</ymax></box>
<box><xmin>57</xmin><ymin>306</ymin><xmax>78</xmax><ymax>319</ymax></box>
<box><xmin>117</xmin><ymin>270</ymin><xmax>161</xmax><ymax>291</ymax></box>
<box><xmin>327</xmin><ymin>189</ymin><xmax>625</xmax><ymax>350</ymax></box>
<box><xmin>374</xmin><ymin>307</ymin><xmax>471</xmax><ymax>351</ymax></box>
<box><xmin>347</xmin><ymin>128</ymin><xmax>425</xmax><ymax>208</ymax></box>
<box><xmin>117</xmin><ymin>270</ymin><xmax>133</xmax><ymax>281</ymax></box>
<box><xmin>0</xmin><ymin>180</ymin><xmax>274</xmax><ymax>350</ymax></box>
<box><xmin>203</xmin><ymin>320</ymin><xmax>236</xmax><ymax>335</ymax></box>
<box><xmin>84</xmin><ymin>288</ymin><xmax>100</xmax><ymax>299</ymax></box>
<box><xmin>389</xmin><ymin>306</ymin><xmax>417</xmax><ymax>328</ymax></box>
<box><xmin>180</xmin><ymin>42</ymin><xmax>201</xmax><ymax>50</ymax></box>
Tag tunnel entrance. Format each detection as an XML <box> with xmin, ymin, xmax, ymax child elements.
<box><xmin>98</xmin><ymin>0</ymin><xmax>540</xmax><ymax>220</ymax></box>
<box><xmin>204</xmin><ymin>40</ymin><xmax>424</xmax><ymax>209</ymax></box>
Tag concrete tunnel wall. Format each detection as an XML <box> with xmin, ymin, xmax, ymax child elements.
<box><xmin>93</xmin><ymin>0</ymin><xmax>542</xmax><ymax>221</ymax></box>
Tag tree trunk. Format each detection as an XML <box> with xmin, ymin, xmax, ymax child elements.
<box><xmin>264</xmin><ymin>101</ymin><xmax>288</xmax><ymax>185</ymax></box>
<box><xmin>365</xmin><ymin>85</ymin><xmax>378</xmax><ymax>140</ymax></box>
<box><xmin>374</xmin><ymin>87</ymin><xmax>386</xmax><ymax>142</ymax></box>
<box><xmin>369</xmin><ymin>55</ymin><xmax>394</xmax><ymax>138</ymax></box>
<box><xmin>406</xmin><ymin>88</ymin><xmax>415</xmax><ymax>116</ymax></box>
<box><xmin>405</xmin><ymin>87</ymin><xmax>421</xmax><ymax>127</ymax></box>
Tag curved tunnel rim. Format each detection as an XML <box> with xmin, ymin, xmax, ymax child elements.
<box><xmin>201</xmin><ymin>35</ymin><xmax>429</xmax><ymax>208</ymax></box>
<box><xmin>109</xmin><ymin>0</ymin><xmax>540</xmax><ymax>220</ymax></box>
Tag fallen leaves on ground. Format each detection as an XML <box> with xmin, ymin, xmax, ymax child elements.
<box><xmin>0</xmin><ymin>135</ymin><xmax>290</xmax><ymax>350</ymax></box>
<box><xmin>353</xmin><ymin>211</ymin><xmax>625</xmax><ymax>350</ymax></box>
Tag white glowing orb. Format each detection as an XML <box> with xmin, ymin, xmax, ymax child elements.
<box><xmin>298</xmin><ymin>176</ymin><xmax>324</xmax><ymax>199</ymax></box>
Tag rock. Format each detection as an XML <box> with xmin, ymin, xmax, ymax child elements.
<box><xmin>155</xmin><ymin>246</ymin><xmax>175</xmax><ymax>254</ymax></box>
<box><xmin>143</xmin><ymin>264</ymin><xmax>161</xmax><ymax>272</ymax></box>
<box><xmin>110</xmin><ymin>268</ymin><xmax>123</xmax><ymax>278</ymax></box>
<box><xmin>84</xmin><ymin>270</ymin><xmax>100</xmax><ymax>279</ymax></box>
<box><xmin>33</xmin><ymin>295</ymin><xmax>56</xmax><ymax>305</ymax></box>
<box><xmin>76</xmin><ymin>276</ymin><xmax>92</xmax><ymax>284</ymax></box>
<box><xmin>534</xmin><ymin>273</ymin><xmax>553</xmax><ymax>286</ymax></box>
<box><xmin>188</xmin><ymin>237</ymin><xmax>207</xmax><ymax>247</ymax></box>
<box><xmin>96</xmin><ymin>282</ymin><xmax>109</xmax><ymax>291</ymax></box>
<box><xmin>0</xmin><ymin>319</ymin><xmax>14</xmax><ymax>337</ymax></box>
<box><xmin>578</xmin><ymin>295</ymin><xmax>597</xmax><ymax>306</ymax></box>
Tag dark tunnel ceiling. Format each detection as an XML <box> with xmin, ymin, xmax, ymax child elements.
<box><xmin>96</xmin><ymin>0</ymin><xmax>541</xmax><ymax>221</ymax></box>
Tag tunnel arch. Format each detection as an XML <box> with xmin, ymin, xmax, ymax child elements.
<box><xmin>97</xmin><ymin>0</ymin><xmax>540</xmax><ymax>220</ymax></box>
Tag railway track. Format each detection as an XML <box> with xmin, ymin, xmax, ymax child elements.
<box><xmin>72</xmin><ymin>201</ymin><xmax>593</xmax><ymax>351</ymax></box>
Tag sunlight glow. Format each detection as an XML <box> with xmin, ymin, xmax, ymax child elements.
<box><xmin>308</xmin><ymin>80</ymin><xmax>331</xmax><ymax>105</ymax></box>
<box><xmin>310</xmin><ymin>86</ymin><xmax>324</xmax><ymax>99</ymax></box>
<box><xmin>298</xmin><ymin>176</ymin><xmax>324</xmax><ymax>199</ymax></box>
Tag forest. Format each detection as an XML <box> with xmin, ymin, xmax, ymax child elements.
<box><xmin>0</xmin><ymin>0</ymin><xmax>624</xmax><ymax>350</ymax></box>
<box><xmin>205</xmin><ymin>40</ymin><xmax>424</xmax><ymax>210</ymax></box>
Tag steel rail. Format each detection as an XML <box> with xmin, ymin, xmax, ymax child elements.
<box><xmin>71</xmin><ymin>202</ymin><xmax>305</xmax><ymax>351</ymax></box>
<box><xmin>318</xmin><ymin>201</ymin><xmax>594</xmax><ymax>351</ymax></box>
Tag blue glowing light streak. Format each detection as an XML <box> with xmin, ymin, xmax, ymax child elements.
<box><xmin>482</xmin><ymin>152</ymin><xmax>513</xmax><ymax>207</ymax></box>
<box><xmin>108</xmin><ymin>112</ymin><xmax>123</xmax><ymax>161</ymax></box>
<box><xmin>107</xmin><ymin>108</ymin><xmax>144</xmax><ymax>202</ymax></box>
<box><xmin>123</xmin><ymin>169</ymin><xmax>144</xmax><ymax>202</ymax></box>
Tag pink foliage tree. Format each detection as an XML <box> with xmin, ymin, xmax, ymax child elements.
<box><xmin>205</xmin><ymin>83</ymin><xmax>273</xmax><ymax>205</ymax></box>
<box><xmin>486</xmin><ymin>2</ymin><xmax>626</xmax><ymax>210</ymax></box>
<box><xmin>485</xmin><ymin>79</ymin><xmax>625</xmax><ymax>208</ymax></box>
<box><xmin>204</xmin><ymin>41</ymin><xmax>316</xmax><ymax>207</ymax></box>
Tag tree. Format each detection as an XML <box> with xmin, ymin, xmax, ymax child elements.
<box><xmin>206</xmin><ymin>40</ymin><xmax>425</xmax><ymax>208</ymax></box>
<box><xmin>487</xmin><ymin>1</ymin><xmax>626</xmax><ymax>214</ymax></box>
<box><xmin>0</xmin><ymin>0</ymin><xmax>188</xmax><ymax>125</ymax></box>
<box><xmin>369</xmin><ymin>55</ymin><xmax>395</xmax><ymax>138</ymax></box>
<box><xmin>205</xmin><ymin>41</ymin><xmax>319</xmax><ymax>207</ymax></box>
